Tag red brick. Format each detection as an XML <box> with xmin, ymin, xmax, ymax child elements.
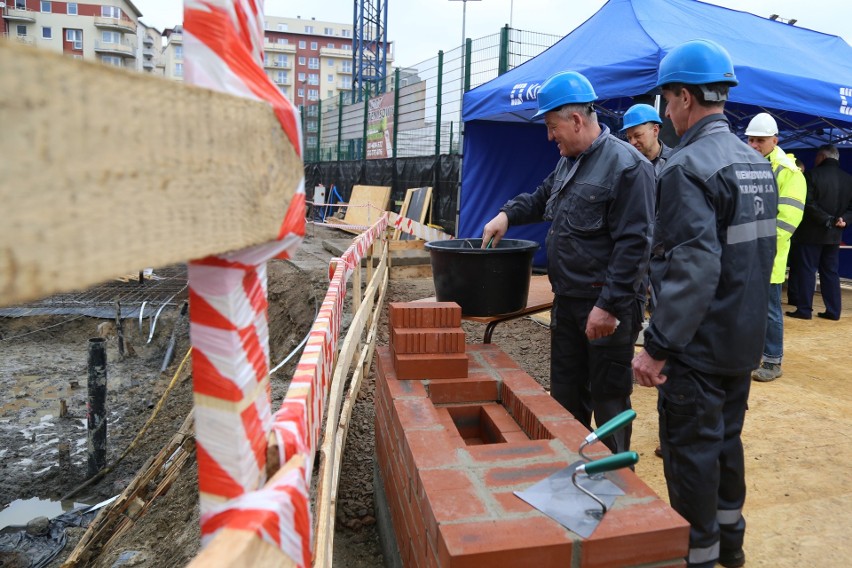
<box><xmin>501</xmin><ymin>431</ymin><xmax>532</xmax><ymax>444</ymax></box>
<box><xmin>389</xmin><ymin>302</ymin><xmax>461</xmax><ymax>329</ymax></box>
<box><xmin>581</xmin><ymin>499</ymin><xmax>690</xmax><ymax>568</ymax></box>
<box><xmin>481</xmin><ymin>404</ymin><xmax>522</xmax><ymax>433</ymax></box>
<box><xmin>392</xmin><ymin>327</ymin><xmax>466</xmax><ymax>354</ymax></box>
<box><xmin>465</xmin><ymin>439</ymin><xmax>554</xmax><ymax>464</ymax></box>
<box><xmin>428</xmin><ymin>376</ymin><xmax>498</xmax><ymax>404</ymax></box>
<box><xmin>483</xmin><ymin>462</ymin><xmax>567</xmax><ymax>488</ymax></box>
<box><xmin>404</xmin><ymin>429</ymin><xmax>461</xmax><ymax>469</ymax></box>
<box><xmin>492</xmin><ymin>490</ymin><xmax>536</xmax><ymax>515</ymax></box>
<box><xmin>437</xmin><ymin>517</ymin><xmax>575</xmax><ymax>568</ymax></box>
<box><xmin>540</xmin><ymin>417</ymin><xmax>597</xmax><ymax>450</ymax></box>
<box><xmin>394</xmin><ymin>352</ymin><xmax>469</xmax><ymax>380</ymax></box>
<box><xmin>476</xmin><ymin>346</ymin><xmax>522</xmax><ymax>371</ymax></box>
<box><xmin>500</xmin><ymin>368</ymin><xmax>548</xmax><ymax>393</ymax></box>
<box><xmin>393</xmin><ymin>398</ymin><xmax>445</xmax><ymax>431</ymax></box>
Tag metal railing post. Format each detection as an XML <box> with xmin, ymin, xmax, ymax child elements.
<box><xmin>498</xmin><ymin>24</ymin><xmax>509</xmax><ymax>75</ymax></box>
<box><xmin>464</xmin><ymin>38</ymin><xmax>473</xmax><ymax>92</ymax></box>
<box><xmin>435</xmin><ymin>50</ymin><xmax>443</xmax><ymax>157</ymax></box>
<box><xmin>393</xmin><ymin>68</ymin><xmax>400</xmax><ymax>160</ymax></box>
<box><xmin>336</xmin><ymin>92</ymin><xmax>344</xmax><ymax>161</ymax></box>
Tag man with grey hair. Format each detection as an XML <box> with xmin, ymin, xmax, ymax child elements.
<box><xmin>482</xmin><ymin>71</ymin><xmax>654</xmax><ymax>454</ymax></box>
<box><xmin>788</xmin><ymin>143</ymin><xmax>852</xmax><ymax>320</ymax></box>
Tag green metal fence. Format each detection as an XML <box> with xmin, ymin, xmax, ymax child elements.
<box><xmin>304</xmin><ymin>26</ymin><xmax>562</xmax><ymax>163</ymax></box>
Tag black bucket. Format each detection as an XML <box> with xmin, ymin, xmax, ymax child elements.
<box><xmin>424</xmin><ymin>238</ymin><xmax>540</xmax><ymax>316</ymax></box>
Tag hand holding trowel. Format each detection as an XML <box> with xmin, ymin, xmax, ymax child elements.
<box><xmin>514</xmin><ymin>410</ymin><xmax>640</xmax><ymax>538</ymax></box>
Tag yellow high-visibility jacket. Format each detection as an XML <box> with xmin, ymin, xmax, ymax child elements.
<box><xmin>767</xmin><ymin>145</ymin><xmax>806</xmax><ymax>283</ymax></box>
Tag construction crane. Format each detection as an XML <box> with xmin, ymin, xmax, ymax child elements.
<box><xmin>352</xmin><ymin>0</ymin><xmax>388</xmax><ymax>102</ymax></box>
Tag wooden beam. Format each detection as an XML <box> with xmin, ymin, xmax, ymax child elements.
<box><xmin>0</xmin><ymin>40</ymin><xmax>302</xmax><ymax>307</ymax></box>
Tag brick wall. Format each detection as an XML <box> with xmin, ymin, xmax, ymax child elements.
<box><xmin>375</xmin><ymin>302</ymin><xmax>689</xmax><ymax>567</ymax></box>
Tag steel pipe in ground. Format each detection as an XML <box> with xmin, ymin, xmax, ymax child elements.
<box><xmin>87</xmin><ymin>337</ymin><xmax>108</xmax><ymax>477</ymax></box>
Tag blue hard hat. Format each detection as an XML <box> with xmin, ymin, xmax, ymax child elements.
<box><xmin>620</xmin><ymin>104</ymin><xmax>662</xmax><ymax>131</ymax></box>
<box><xmin>533</xmin><ymin>71</ymin><xmax>597</xmax><ymax>119</ymax></box>
<box><xmin>656</xmin><ymin>39</ymin><xmax>738</xmax><ymax>87</ymax></box>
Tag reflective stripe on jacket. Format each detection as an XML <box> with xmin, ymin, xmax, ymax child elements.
<box><xmin>767</xmin><ymin>146</ymin><xmax>805</xmax><ymax>283</ymax></box>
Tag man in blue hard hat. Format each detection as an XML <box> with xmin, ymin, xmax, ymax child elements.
<box><xmin>621</xmin><ymin>103</ymin><xmax>673</xmax><ymax>175</ymax></box>
<box><xmin>481</xmin><ymin>71</ymin><xmax>655</xmax><ymax>455</ymax></box>
<box><xmin>632</xmin><ymin>39</ymin><xmax>777</xmax><ymax>568</ymax></box>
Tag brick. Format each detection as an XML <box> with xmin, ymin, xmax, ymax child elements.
<box><xmin>539</xmin><ymin>417</ymin><xmax>597</xmax><ymax>450</ymax></box>
<box><xmin>392</xmin><ymin>327</ymin><xmax>466</xmax><ymax>354</ymax></box>
<box><xmin>483</xmin><ymin>462</ymin><xmax>567</xmax><ymax>488</ymax></box>
<box><xmin>500</xmin><ymin>368</ymin><xmax>548</xmax><ymax>393</ymax></box>
<box><xmin>481</xmin><ymin>404</ymin><xmax>522</xmax><ymax>433</ymax></box>
<box><xmin>493</xmin><ymin>490</ymin><xmax>536</xmax><ymax>515</ymax></box>
<box><xmin>393</xmin><ymin>398</ymin><xmax>445</xmax><ymax>431</ymax></box>
<box><xmin>389</xmin><ymin>302</ymin><xmax>461</xmax><ymax>329</ymax></box>
<box><xmin>581</xmin><ymin>500</ymin><xmax>690</xmax><ymax>568</ymax></box>
<box><xmin>501</xmin><ymin>431</ymin><xmax>532</xmax><ymax>444</ymax></box>
<box><xmin>394</xmin><ymin>352</ymin><xmax>469</xmax><ymax>380</ymax></box>
<box><xmin>404</xmin><ymin>429</ymin><xmax>461</xmax><ymax>469</ymax></box>
<box><xmin>437</xmin><ymin>517</ymin><xmax>574</xmax><ymax>568</ymax></box>
<box><xmin>428</xmin><ymin>376</ymin><xmax>498</xmax><ymax>404</ymax></box>
<box><xmin>465</xmin><ymin>439</ymin><xmax>554</xmax><ymax>464</ymax></box>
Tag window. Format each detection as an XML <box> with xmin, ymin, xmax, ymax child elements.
<box><xmin>305</xmin><ymin>25</ymin><xmax>314</xmax><ymax>33</ymax></box>
<box><xmin>307</xmin><ymin>106</ymin><xmax>318</xmax><ymax>116</ymax></box>
<box><xmin>342</xmin><ymin>44</ymin><xmax>352</xmax><ymax>51</ymax></box>
<box><xmin>16</xmin><ymin>24</ymin><xmax>27</xmax><ymax>37</ymax></box>
<box><xmin>310</xmin><ymin>41</ymin><xmax>317</xmax><ymax>50</ymax></box>
<box><xmin>297</xmin><ymin>88</ymin><xmax>305</xmax><ymax>98</ymax></box>
<box><xmin>277</xmin><ymin>38</ymin><xmax>287</xmax><ymax>45</ymax></box>
<box><xmin>324</xmin><ymin>27</ymin><xmax>334</xmax><ymax>35</ymax></box>
<box><xmin>341</xmin><ymin>61</ymin><xmax>352</xmax><ymax>73</ymax></box>
<box><xmin>101</xmin><ymin>31</ymin><xmax>120</xmax><ymax>44</ymax></box>
<box><xmin>175</xmin><ymin>62</ymin><xmax>183</xmax><ymax>77</ymax></box>
<box><xmin>327</xmin><ymin>42</ymin><xmax>335</xmax><ymax>49</ymax></box>
<box><xmin>102</xmin><ymin>5</ymin><xmax>121</xmax><ymax>18</ymax></box>
<box><xmin>71</xmin><ymin>54</ymin><xmax>83</xmax><ymax>60</ymax></box>
<box><xmin>328</xmin><ymin>59</ymin><xmax>334</xmax><ymax>67</ymax></box>
<box><xmin>174</xmin><ymin>45</ymin><xmax>183</xmax><ymax>59</ymax></box>
<box><xmin>307</xmin><ymin>73</ymin><xmax>318</xmax><ymax>85</ymax></box>
<box><xmin>328</xmin><ymin>90</ymin><xmax>334</xmax><ymax>98</ymax></box>
<box><xmin>307</xmin><ymin>120</ymin><xmax>317</xmax><ymax>132</ymax></box>
<box><xmin>298</xmin><ymin>40</ymin><xmax>306</xmax><ymax>49</ymax></box>
<box><xmin>342</xmin><ymin>29</ymin><xmax>352</xmax><ymax>38</ymax></box>
<box><xmin>277</xmin><ymin>23</ymin><xmax>288</xmax><ymax>32</ymax></box>
<box><xmin>67</xmin><ymin>3</ymin><xmax>78</xmax><ymax>15</ymax></box>
<box><xmin>308</xmin><ymin>89</ymin><xmax>318</xmax><ymax>100</ymax></box>
<box><xmin>341</xmin><ymin>77</ymin><xmax>352</xmax><ymax>89</ymax></box>
<box><xmin>274</xmin><ymin>54</ymin><xmax>286</xmax><ymax>67</ymax></box>
<box><xmin>327</xmin><ymin>74</ymin><xmax>333</xmax><ymax>82</ymax></box>
<box><xmin>308</xmin><ymin>57</ymin><xmax>319</xmax><ymax>69</ymax></box>
<box><xmin>298</xmin><ymin>72</ymin><xmax>306</xmax><ymax>81</ymax></box>
<box><xmin>66</xmin><ymin>28</ymin><xmax>82</xmax><ymax>49</ymax></box>
<box><xmin>42</xmin><ymin>26</ymin><xmax>52</xmax><ymax>39</ymax></box>
<box><xmin>41</xmin><ymin>1</ymin><xmax>51</xmax><ymax>13</ymax></box>
<box><xmin>100</xmin><ymin>55</ymin><xmax>122</xmax><ymax>66</ymax></box>
<box><xmin>307</xmin><ymin>136</ymin><xmax>317</xmax><ymax>147</ymax></box>
<box><xmin>298</xmin><ymin>56</ymin><xmax>305</xmax><ymax>65</ymax></box>
<box><xmin>275</xmin><ymin>71</ymin><xmax>288</xmax><ymax>84</ymax></box>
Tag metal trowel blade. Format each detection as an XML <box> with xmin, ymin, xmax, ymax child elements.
<box><xmin>514</xmin><ymin>461</ymin><xmax>623</xmax><ymax>538</ymax></box>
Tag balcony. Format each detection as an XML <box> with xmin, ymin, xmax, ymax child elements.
<box><xmin>142</xmin><ymin>59</ymin><xmax>155</xmax><ymax>69</ymax></box>
<box><xmin>143</xmin><ymin>46</ymin><xmax>155</xmax><ymax>57</ymax></box>
<box><xmin>263</xmin><ymin>41</ymin><xmax>295</xmax><ymax>54</ymax></box>
<box><xmin>94</xmin><ymin>16</ymin><xmax>137</xmax><ymax>34</ymax></box>
<box><xmin>337</xmin><ymin>65</ymin><xmax>352</xmax><ymax>75</ymax></box>
<box><xmin>94</xmin><ymin>39</ymin><xmax>136</xmax><ymax>58</ymax></box>
<box><xmin>143</xmin><ymin>35</ymin><xmax>154</xmax><ymax>46</ymax></box>
<box><xmin>264</xmin><ymin>59</ymin><xmax>292</xmax><ymax>69</ymax></box>
<box><xmin>167</xmin><ymin>32</ymin><xmax>182</xmax><ymax>44</ymax></box>
<box><xmin>273</xmin><ymin>77</ymin><xmax>292</xmax><ymax>86</ymax></box>
<box><xmin>320</xmin><ymin>47</ymin><xmax>351</xmax><ymax>59</ymax></box>
<box><xmin>2</xmin><ymin>8</ymin><xmax>36</xmax><ymax>23</ymax></box>
<box><xmin>337</xmin><ymin>82</ymin><xmax>353</xmax><ymax>90</ymax></box>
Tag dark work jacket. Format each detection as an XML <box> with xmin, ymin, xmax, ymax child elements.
<box><xmin>652</xmin><ymin>140</ymin><xmax>675</xmax><ymax>177</ymax></box>
<box><xmin>793</xmin><ymin>158</ymin><xmax>852</xmax><ymax>245</ymax></box>
<box><xmin>643</xmin><ymin>114</ymin><xmax>777</xmax><ymax>376</ymax></box>
<box><xmin>500</xmin><ymin>125</ymin><xmax>654</xmax><ymax>316</ymax></box>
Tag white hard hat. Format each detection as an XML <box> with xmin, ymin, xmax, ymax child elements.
<box><xmin>745</xmin><ymin>113</ymin><xmax>778</xmax><ymax>136</ymax></box>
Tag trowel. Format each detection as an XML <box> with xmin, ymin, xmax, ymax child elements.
<box><xmin>514</xmin><ymin>410</ymin><xmax>639</xmax><ymax>538</ymax></box>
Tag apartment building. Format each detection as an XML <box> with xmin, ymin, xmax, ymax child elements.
<box><xmin>0</xmin><ymin>0</ymin><xmax>156</xmax><ymax>70</ymax></box>
<box><xmin>263</xmin><ymin>15</ymin><xmax>393</xmax><ymax>148</ymax></box>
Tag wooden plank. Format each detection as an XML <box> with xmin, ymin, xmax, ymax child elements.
<box><xmin>389</xmin><ymin>240</ymin><xmax>425</xmax><ymax>251</ymax></box>
<box><xmin>314</xmin><ymin>242</ymin><xmax>388</xmax><ymax>566</ymax></box>
<box><xmin>392</xmin><ymin>188</ymin><xmax>414</xmax><ymax>240</ymax></box>
<box><xmin>390</xmin><ymin>264</ymin><xmax>433</xmax><ymax>280</ymax></box>
<box><xmin>0</xmin><ymin>40</ymin><xmax>302</xmax><ymax>307</ymax></box>
<box><xmin>341</xmin><ymin>185</ymin><xmax>390</xmax><ymax>229</ymax></box>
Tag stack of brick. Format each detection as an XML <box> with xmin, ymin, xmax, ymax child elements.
<box><xmin>389</xmin><ymin>302</ymin><xmax>468</xmax><ymax>380</ymax></box>
<box><xmin>375</xmin><ymin>301</ymin><xmax>689</xmax><ymax>568</ymax></box>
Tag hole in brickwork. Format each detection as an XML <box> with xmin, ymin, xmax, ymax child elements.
<box><xmin>446</xmin><ymin>405</ymin><xmax>510</xmax><ymax>446</ymax></box>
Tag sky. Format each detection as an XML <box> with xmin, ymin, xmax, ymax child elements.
<box><xmin>135</xmin><ymin>0</ymin><xmax>852</xmax><ymax>67</ymax></box>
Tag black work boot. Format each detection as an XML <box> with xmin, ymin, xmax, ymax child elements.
<box><xmin>718</xmin><ymin>548</ymin><xmax>745</xmax><ymax>568</ymax></box>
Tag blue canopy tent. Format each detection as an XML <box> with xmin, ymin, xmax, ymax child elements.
<box><xmin>460</xmin><ymin>0</ymin><xmax>852</xmax><ymax>273</ymax></box>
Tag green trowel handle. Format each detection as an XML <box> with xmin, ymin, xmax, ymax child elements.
<box><xmin>581</xmin><ymin>451</ymin><xmax>639</xmax><ymax>476</ymax></box>
<box><xmin>592</xmin><ymin>409</ymin><xmax>636</xmax><ymax>441</ymax></box>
